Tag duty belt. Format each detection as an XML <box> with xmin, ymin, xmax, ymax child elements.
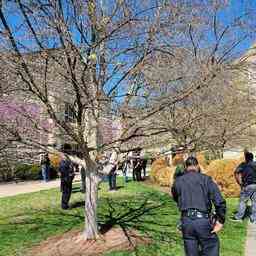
<box><xmin>182</xmin><ymin>209</ymin><xmax>209</xmax><ymax>219</ymax></box>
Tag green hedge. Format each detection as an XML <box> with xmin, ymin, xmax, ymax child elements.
<box><xmin>14</xmin><ymin>164</ymin><xmax>41</xmax><ymax>180</ymax></box>
<box><xmin>14</xmin><ymin>164</ymin><xmax>59</xmax><ymax>181</ymax></box>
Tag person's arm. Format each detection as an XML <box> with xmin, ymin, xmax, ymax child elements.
<box><xmin>58</xmin><ymin>160</ymin><xmax>63</xmax><ymax>177</ymax></box>
<box><xmin>234</xmin><ymin>172</ymin><xmax>242</xmax><ymax>187</ymax></box>
<box><xmin>171</xmin><ymin>181</ymin><xmax>179</xmax><ymax>203</ymax></box>
<box><xmin>234</xmin><ymin>163</ymin><xmax>243</xmax><ymax>186</ymax></box>
<box><xmin>208</xmin><ymin>177</ymin><xmax>226</xmax><ymax>233</ymax></box>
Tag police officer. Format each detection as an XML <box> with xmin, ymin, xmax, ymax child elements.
<box><xmin>59</xmin><ymin>151</ymin><xmax>75</xmax><ymax>210</ymax></box>
<box><xmin>171</xmin><ymin>156</ymin><xmax>226</xmax><ymax>256</ymax></box>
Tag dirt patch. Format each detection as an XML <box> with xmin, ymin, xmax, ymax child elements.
<box><xmin>28</xmin><ymin>228</ymin><xmax>149</xmax><ymax>256</ymax></box>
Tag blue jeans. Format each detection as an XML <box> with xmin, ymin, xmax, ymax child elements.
<box><xmin>42</xmin><ymin>165</ymin><xmax>49</xmax><ymax>182</ymax></box>
<box><xmin>181</xmin><ymin>217</ymin><xmax>219</xmax><ymax>256</ymax></box>
<box><xmin>235</xmin><ymin>184</ymin><xmax>256</xmax><ymax>221</ymax></box>
<box><xmin>122</xmin><ymin>162</ymin><xmax>129</xmax><ymax>183</ymax></box>
<box><xmin>108</xmin><ymin>173</ymin><xmax>117</xmax><ymax>190</ymax></box>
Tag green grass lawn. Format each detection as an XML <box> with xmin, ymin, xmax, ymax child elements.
<box><xmin>0</xmin><ymin>179</ymin><xmax>247</xmax><ymax>256</ymax></box>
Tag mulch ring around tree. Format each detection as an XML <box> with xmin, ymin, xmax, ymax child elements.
<box><xmin>28</xmin><ymin>228</ymin><xmax>150</xmax><ymax>256</ymax></box>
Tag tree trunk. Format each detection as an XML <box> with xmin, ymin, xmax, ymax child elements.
<box><xmin>84</xmin><ymin>167</ymin><xmax>101</xmax><ymax>240</ymax></box>
<box><xmin>80</xmin><ymin>166</ymin><xmax>86</xmax><ymax>193</ymax></box>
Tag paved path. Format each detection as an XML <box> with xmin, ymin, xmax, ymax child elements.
<box><xmin>0</xmin><ymin>175</ymin><xmax>81</xmax><ymax>198</ymax></box>
<box><xmin>245</xmin><ymin>221</ymin><xmax>256</xmax><ymax>256</ymax></box>
<box><xmin>0</xmin><ymin>166</ymin><xmax>149</xmax><ymax>198</ymax></box>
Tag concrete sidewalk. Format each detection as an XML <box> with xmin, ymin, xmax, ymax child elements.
<box><xmin>0</xmin><ymin>166</ymin><xmax>149</xmax><ymax>198</ymax></box>
<box><xmin>0</xmin><ymin>175</ymin><xmax>81</xmax><ymax>198</ymax></box>
<box><xmin>245</xmin><ymin>222</ymin><xmax>256</xmax><ymax>256</ymax></box>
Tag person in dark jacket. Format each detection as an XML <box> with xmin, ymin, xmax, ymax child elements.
<box><xmin>141</xmin><ymin>159</ymin><xmax>148</xmax><ymax>179</ymax></box>
<box><xmin>233</xmin><ymin>152</ymin><xmax>256</xmax><ymax>223</ymax></box>
<box><xmin>171</xmin><ymin>156</ymin><xmax>226</xmax><ymax>256</ymax></box>
<box><xmin>41</xmin><ymin>153</ymin><xmax>51</xmax><ymax>182</ymax></box>
<box><xmin>59</xmin><ymin>153</ymin><xmax>75</xmax><ymax>210</ymax></box>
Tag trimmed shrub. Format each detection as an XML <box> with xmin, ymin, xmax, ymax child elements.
<box><xmin>49</xmin><ymin>153</ymin><xmax>61</xmax><ymax>169</ymax></box>
<box><xmin>196</xmin><ymin>152</ymin><xmax>208</xmax><ymax>170</ymax></box>
<box><xmin>151</xmin><ymin>153</ymin><xmax>242</xmax><ymax>197</ymax></box>
<box><xmin>172</xmin><ymin>154</ymin><xmax>184</xmax><ymax>166</ymax></box>
<box><xmin>157</xmin><ymin>166</ymin><xmax>175</xmax><ymax>186</ymax></box>
<box><xmin>150</xmin><ymin>158</ymin><xmax>175</xmax><ymax>186</ymax></box>
<box><xmin>206</xmin><ymin>159</ymin><xmax>241</xmax><ymax>197</ymax></box>
<box><xmin>150</xmin><ymin>158</ymin><xmax>167</xmax><ymax>182</ymax></box>
<box><xmin>14</xmin><ymin>164</ymin><xmax>41</xmax><ymax>180</ymax></box>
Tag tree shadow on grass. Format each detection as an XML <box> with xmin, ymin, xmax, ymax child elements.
<box><xmin>97</xmin><ymin>192</ymin><xmax>180</xmax><ymax>245</ymax></box>
<box><xmin>0</xmin><ymin>191</ymin><xmax>181</xmax><ymax>255</ymax></box>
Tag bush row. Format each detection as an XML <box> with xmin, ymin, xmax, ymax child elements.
<box><xmin>150</xmin><ymin>153</ymin><xmax>243</xmax><ymax>197</ymax></box>
<box><xmin>15</xmin><ymin>164</ymin><xmax>59</xmax><ymax>181</ymax></box>
<box><xmin>0</xmin><ymin>164</ymin><xmax>59</xmax><ymax>182</ymax></box>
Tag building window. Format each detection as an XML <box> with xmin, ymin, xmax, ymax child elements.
<box><xmin>64</xmin><ymin>103</ymin><xmax>76</xmax><ymax>122</ymax></box>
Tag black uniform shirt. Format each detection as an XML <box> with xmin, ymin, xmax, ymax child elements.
<box><xmin>171</xmin><ymin>171</ymin><xmax>226</xmax><ymax>224</ymax></box>
<box><xmin>59</xmin><ymin>159</ymin><xmax>74</xmax><ymax>179</ymax></box>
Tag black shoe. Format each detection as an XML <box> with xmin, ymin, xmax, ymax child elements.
<box><xmin>250</xmin><ymin>217</ymin><xmax>256</xmax><ymax>224</ymax></box>
<box><xmin>62</xmin><ymin>205</ymin><xmax>69</xmax><ymax>210</ymax></box>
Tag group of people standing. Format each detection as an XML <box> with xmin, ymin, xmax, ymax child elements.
<box><xmin>49</xmin><ymin>148</ymin><xmax>149</xmax><ymax>209</ymax></box>
<box><xmin>40</xmin><ymin>148</ymin><xmax>256</xmax><ymax>255</ymax></box>
<box><xmin>107</xmin><ymin>149</ymin><xmax>148</xmax><ymax>191</ymax></box>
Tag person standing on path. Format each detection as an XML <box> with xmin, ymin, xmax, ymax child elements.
<box><xmin>108</xmin><ymin>149</ymin><xmax>118</xmax><ymax>191</ymax></box>
<box><xmin>171</xmin><ymin>156</ymin><xmax>226</xmax><ymax>256</ymax></box>
<box><xmin>233</xmin><ymin>152</ymin><xmax>256</xmax><ymax>223</ymax></box>
<box><xmin>40</xmin><ymin>153</ymin><xmax>51</xmax><ymax>182</ymax></box>
<box><xmin>133</xmin><ymin>158</ymin><xmax>143</xmax><ymax>181</ymax></box>
<box><xmin>132</xmin><ymin>149</ymin><xmax>143</xmax><ymax>181</ymax></box>
<box><xmin>59</xmin><ymin>151</ymin><xmax>75</xmax><ymax>210</ymax></box>
<box><xmin>122</xmin><ymin>153</ymin><xmax>129</xmax><ymax>183</ymax></box>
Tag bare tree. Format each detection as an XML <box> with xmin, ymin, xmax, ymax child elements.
<box><xmin>134</xmin><ymin>1</ymin><xmax>256</xmax><ymax>155</ymax></box>
<box><xmin>0</xmin><ymin>0</ymin><xmax>256</xmax><ymax>240</ymax></box>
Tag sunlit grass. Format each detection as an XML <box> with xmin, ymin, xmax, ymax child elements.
<box><xmin>0</xmin><ymin>179</ymin><xmax>247</xmax><ymax>256</ymax></box>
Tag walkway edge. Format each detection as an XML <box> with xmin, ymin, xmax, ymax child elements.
<box><xmin>245</xmin><ymin>221</ymin><xmax>256</xmax><ymax>256</ymax></box>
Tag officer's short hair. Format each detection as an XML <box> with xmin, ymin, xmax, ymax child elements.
<box><xmin>185</xmin><ymin>156</ymin><xmax>199</xmax><ymax>167</ymax></box>
<box><xmin>62</xmin><ymin>143</ymin><xmax>72</xmax><ymax>154</ymax></box>
<box><xmin>245</xmin><ymin>152</ymin><xmax>253</xmax><ymax>162</ymax></box>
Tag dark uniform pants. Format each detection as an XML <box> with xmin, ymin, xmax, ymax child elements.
<box><xmin>61</xmin><ymin>178</ymin><xmax>73</xmax><ymax>209</ymax></box>
<box><xmin>181</xmin><ymin>217</ymin><xmax>219</xmax><ymax>256</ymax></box>
<box><xmin>133</xmin><ymin>167</ymin><xmax>142</xmax><ymax>181</ymax></box>
<box><xmin>108</xmin><ymin>165</ymin><xmax>117</xmax><ymax>190</ymax></box>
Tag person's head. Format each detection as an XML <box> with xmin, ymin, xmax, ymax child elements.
<box><xmin>245</xmin><ymin>152</ymin><xmax>254</xmax><ymax>163</ymax></box>
<box><xmin>185</xmin><ymin>156</ymin><xmax>200</xmax><ymax>172</ymax></box>
<box><xmin>61</xmin><ymin>144</ymin><xmax>72</xmax><ymax>158</ymax></box>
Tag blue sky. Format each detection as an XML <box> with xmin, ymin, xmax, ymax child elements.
<box><xmin>3</xmin><ymin>1</ymin><xmax>255</xmax><ymax>54</ymax></box>
<box><xmin>219</xmin><ymin>0</ymin><xmax>256</xmax><ymax>53</ymax></box>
